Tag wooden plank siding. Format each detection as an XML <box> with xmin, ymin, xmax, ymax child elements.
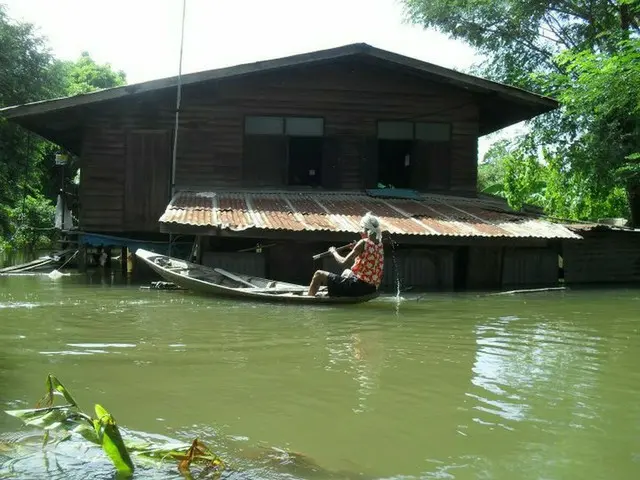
<box><xmin>79</xmin><ymin>129</ymin><xmax>126</xmax><ymax>231</ymax></box>
<box><xmin>124</xmin><ymin>130</ymin><xmax>172</xmax><ymax>231</ymax></box>
<box><xmin>501</xmin><ymin>247</ymin><xmax>560</xmax><ymax>288</ymax></box>
<box><xmin>563</xmin><ymin>230</ymin><xmax>640</xmax><ymax>284</ymax></box>
<box><xmin>77</xmin><ymin>57</ymin><xmax>480</xmax><ymax>232</ymax></box>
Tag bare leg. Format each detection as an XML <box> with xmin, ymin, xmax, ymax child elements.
<box><xmin>307</xmin><ymin>270</ymin><xmax>329</xmax><ymax>296</ymax></box>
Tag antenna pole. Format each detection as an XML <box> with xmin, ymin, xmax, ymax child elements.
<box><xmin>170</xmin><ymin>0</ymin><xmax>187</xmax><ymax>198</ymax></box>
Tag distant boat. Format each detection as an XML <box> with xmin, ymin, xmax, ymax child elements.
<box><xmin>0</xmin><ymin>249</ymin><xmax>76</xmax><ymax>275</ymax></box>
<box><xmin>134</xmin><ymin>248</ymin><xmax>379</xmax><ymax>305</ymax></box>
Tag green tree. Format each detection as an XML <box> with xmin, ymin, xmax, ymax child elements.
<box><xmin>402</xmin><ymin>0</ymin><xmax>639</xmax><ymax>88</ymax></box>
<box><xmin>543</xmin><ymin>39</ymin><xmax>640</xmax><ymax>221</ymax></box>
<box><xmin>478</xmin><ymin>141</ymin><xmax>509</xmax><ymax>192</ymax></box>
<box><xmin>403</xmin><ymin>0</ymin><xmax>640</xmax><ymax>224</ymax></box>
<box><xmin>59</xmin><ymin>51</ymin><xmax>126</xmax><ymax>95</ymax></box>
<box><xmin>0</xmin><ymin>5</ymin><xmax>126</xmax><ymax>252</ymax></box>
<box><xmin>0</xmin><ymin>4</ymin><xmax>62</xmax><ymax>249</ymax></box>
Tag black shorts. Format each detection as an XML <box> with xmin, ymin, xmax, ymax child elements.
<box><xmin>326</xmin><ymin>273</ymin><xmax>377</xmax><ymax>297</ymax></box>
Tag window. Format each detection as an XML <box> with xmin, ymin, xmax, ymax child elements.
<box><xmin>285</xmin><ymin>117</ymin><xmax>324</xmax><ymax>137</ymax></box>
<box><xmin>244</xmin><ymin>116</ymin><xmax>324</xmax><ymax>136</ymax></box>
<box><xmin>377</xmin><ymin>121</ymin><xmax>451</xmax><ymax>141</ymax></box>
<box><xmin>375</xmin><ymin>120</ymin><xmax>452</xmax><ymax>190</ymax></box>
<box><xmin>377</xmin><ymin>121</ymin><xmax>414</xmax><ymax>140</ymax></box>
<box><xmin>244</xmin><ymin>116</ymin><xmax>284</xmax><ymax>135</ymax></box>
<box><xmin>415</xmin><ymin>122</ymin><xmax>451</xmax><ymax>142</ymax></box>
<box><xmin>243</xmin><ymin>115</ymin><xmax>325</xmax><ymax>187</ymax></box>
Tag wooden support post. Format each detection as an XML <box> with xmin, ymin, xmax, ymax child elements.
<box><xmin>121</xmin><ymin>247</ymin><xmax>128</xmax><ymax>276</ymax></box>
<box><xmin>196</xmin><ymin>235</ymin><xmax>204</xmax><ymax>264</ymax></box>
<box><xmin>127</xmin><ymin>249</ymin><xmax>134</xmax><ymax>275</ymax></box>
<box><xmin>78</xmin><ymin>245</ymin><xmax>87</xmax><ymax>273</ymax></box>
<box><xmin>498</xmin><ymin>247</ymin><xmax>506</xmax><ymax>288</ymax></box>
<box><xmin>104</xmin><ymin>246</ymin><xmax>112</xmax><ymax>269</ymax></box>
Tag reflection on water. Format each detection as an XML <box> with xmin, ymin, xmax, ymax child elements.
<box><xmin>325</xmin><ymin>331</ymin><xmax>385</xmax><ymax>414</ymax></box>
<box><xmin>471</xmin><ymin>313</ymin><xmax>606</xmax><ymax>430</ymax></box>
<box><xmin>0</xmin><ymin>275</ymin><xmax>639</xmax><ymax>479</ymax></box>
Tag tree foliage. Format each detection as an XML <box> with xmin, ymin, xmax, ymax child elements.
<box><xmin>403</xmin><ymin>0</ymin><xmax>639</xmax><ymax>87</ymax></box>
<box><xmin>59</xmin><ymin>51</ymin><xmax>126</xmax><ymax>95</ymax></box>
<box><xmin>403</xmin><ymin>0</ymin><xmax>640</xmax><ymax>225</ymax></box>
<box><xmin>0</xmin><ymin>4</ymin><xmax>126</xmax><ymax>253</ymax></box>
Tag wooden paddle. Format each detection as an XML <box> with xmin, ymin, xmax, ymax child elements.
<box><xmin>312</xmin><ymin>242</ymin><xmax>355</xmax><ymax>261</ymax></box>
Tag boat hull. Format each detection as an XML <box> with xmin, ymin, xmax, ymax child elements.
<box><xmin>135</xmin><ymin>249</ymin><xmax>378</xmax><ymax>305</ymax></box>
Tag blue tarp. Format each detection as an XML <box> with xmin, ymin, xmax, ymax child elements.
<box><xmin>78</xmin><ymin>232</ymin><xmax>192</xmax><ymax>257</ymax></box>
<box><xmin>365</xmin><ymin>188</ymin><xmax>423</xmax><ymax>200</ymax></box>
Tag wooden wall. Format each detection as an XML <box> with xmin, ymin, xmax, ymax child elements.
<box><xmin>78</xmin><ymin>56</ymin><xmax>480</xmax><ymax>232</ymax></box>
<box><xmin>178</xmin><ymin>58</ymin><xmax>479</xmax><ymax>191</ymax></box>
<box><xmin>563</xmin><ymin>230</ymin><xmax>640</xmax><ymax>284</ymax></box>
<box><xmin>321</xmin><ymin>246</ymin><xmax>455</xmax><ymax>292</ymax></box>
<box><xmin>201</xmin><ymin>251</ymin><xmax>267</xmax><ymax>278</ymax></box>
<box><xmin>501</xmin><ymin>247</ymin><xmax>560</xmax><ymax>288</ymax></box>
<box><xmin>466</xmin><ymin>246</ymin><xmax>503</xmax><ymax>290</ymax></box>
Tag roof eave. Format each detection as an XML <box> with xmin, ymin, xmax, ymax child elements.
<box><xmin>363</xmin><ymin>47</ymin><xmax>558</xmax><ymax>112</ymax></box>
<box><xmin>0</xmin><ymin>42</ymin><xmax>558</xmax><ymax>122</ymax></box>
<box><xmin>0</xmin><ymin>43</ymin><xmax>366</xmax><ymax>120</ymax></box>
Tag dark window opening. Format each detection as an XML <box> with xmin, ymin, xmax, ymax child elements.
<box><xmin>375</xmin><ymin>120</ymin><xmax>451</xmax><ymax>190</ymax></box>
<box><xmin>377</xmin><ymin>139</ymin><xmax>413</xmax><ymax>188</ymax></box>
<box><xmin>243</xmin><ymin>115</ymin><xmax>324</xmax><ymax>187</ymax></box>
<box><xmin>288</xmin><ymin>136</ymin><xmax>324</xmax><ymax>187</ymax></box>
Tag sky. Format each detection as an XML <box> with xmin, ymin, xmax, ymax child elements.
<box><xmin>4</xmin><ymin>0</ymin><xmax>521</xmax><ymax>158</ymax></box>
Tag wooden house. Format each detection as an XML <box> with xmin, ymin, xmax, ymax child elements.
<box><xmin>0</xmin><ymin>43</ymin><xmax>583</xmax><ymax>290</ymax></box>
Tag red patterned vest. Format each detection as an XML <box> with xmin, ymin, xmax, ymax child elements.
<box><xmin>351</xmin><ymin>239</ymin><xmax>384</xmax><ymax>288</ymax></box>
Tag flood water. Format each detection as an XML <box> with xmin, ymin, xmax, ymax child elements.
<box><xmin>1</xmin><ymin>273</ymin><xmax>639</xmax><ymax>479</ymax></box>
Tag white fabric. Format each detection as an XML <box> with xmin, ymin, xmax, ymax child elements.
<box><xmin>54</xmin><ymin>194</ymin><xmax>73</xmax><ymax>230</ymax></box>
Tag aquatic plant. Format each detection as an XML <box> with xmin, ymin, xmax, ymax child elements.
<box><xmin>3</xmin><ymin>374</ymin><xmax>225</xmax><ymax>478</ymax></box>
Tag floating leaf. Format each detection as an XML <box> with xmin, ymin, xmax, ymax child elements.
<box><xmin>175</xmin><ymin>438</ymin><xmax>225</xmax><ymax>476</ymax></box>
<box><xmin>6</xmin><ymin>406</ymin><xmax>76</xmax><ymax>428</ymax></box>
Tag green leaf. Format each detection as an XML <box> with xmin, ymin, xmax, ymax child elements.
<box><xmin>5</xmin><ymin>406</ymin><xmax>97</xmax><ymax>443</ymax></box>
<box><xmin>481</xmin><ymin>183</ymin><xmax>505</xmax><ymax>195</ymax></box>
<box><xmin>93</xmin><ymin>404</ymin><xmax>135</xmax><ymax>477</ymax></box>
<box><xmin>37</xmin><ymin>374</ymin><xmax>79</xmax><ymax>408</ymax></box>
<box><xmin>4</xmin><ymin>374</ymin><xmax>228</xmax><ymax>478</ymax></box>
<box><xmin>6</xmin><ymin>406</ymin><xmax>75</xmax><ymax>427</ymax></box>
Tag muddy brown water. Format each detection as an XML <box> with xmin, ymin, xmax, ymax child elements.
<box><xmin>1</xmin><ymin>273</ymin><xmax>639</xmax><ymax>479</ymax></box>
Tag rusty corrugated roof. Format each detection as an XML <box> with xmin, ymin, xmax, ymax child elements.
<box><xmin>159</xmin><ymin>190</ymin><xmax>582</xmax><ymax>240</ymax></box>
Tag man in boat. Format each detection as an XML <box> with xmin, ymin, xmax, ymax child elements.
<box><xmin>307</xmin><ymin>212</ymin><xmax>384</xmax><ymax>297</ymax></box>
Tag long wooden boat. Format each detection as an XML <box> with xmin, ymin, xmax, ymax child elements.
<box><xmin>0</xmin><ymin>249</ymin><xmax>76</xmax><ymax>274</ymax></box>
<box><xmin>134</xmin><ymin>248</ymin><xmax>379</xmax><ymax>305</ymax></box>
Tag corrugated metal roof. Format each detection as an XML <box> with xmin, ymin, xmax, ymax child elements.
<box><xmin>565</xmin><ymin>223</ymin><xmax>640</xmax><ymax>233</ymax></box>
<box><xmin>159</xmin><ymin>190</ymin><xmax>582</xmax><ymax>240</ymax></box>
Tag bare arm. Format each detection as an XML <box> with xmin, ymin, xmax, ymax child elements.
<box><xmin>331</xmin><ymin>240</ymin><xmax>364</xmax><ymax>265</ymax></box>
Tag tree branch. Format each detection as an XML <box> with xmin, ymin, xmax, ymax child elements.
<box><xmin>543</xmin><ymin>12</ymin><xmax>579</xmax><ymax>49</ymax></box>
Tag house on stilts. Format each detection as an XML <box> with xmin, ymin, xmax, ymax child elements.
<box><xmin>2</xmin><ymin>43</ymin><xmax>639</xmax><ymax>290</ymax></box>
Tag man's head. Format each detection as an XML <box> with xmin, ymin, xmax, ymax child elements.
<box><xmin>360</xmin><ymin>212</ymin><xmax>382</xmax><ymax>241</ymax></box>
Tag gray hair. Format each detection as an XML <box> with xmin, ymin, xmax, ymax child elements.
<box><xmin>360</xmin><ymin>211</ymin><xmax>382</xmax><ymax>241</ymax></box>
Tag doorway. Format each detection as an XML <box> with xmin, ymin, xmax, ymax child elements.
<box><xmin>377</xmin><ymin>139</ymin><xmax>413</xmax><ymax>188</ymax></box>
<box><xmin>288</xmin><ymin>136</ymin><xmax>324</xmax><ymax>187</ymax></box>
